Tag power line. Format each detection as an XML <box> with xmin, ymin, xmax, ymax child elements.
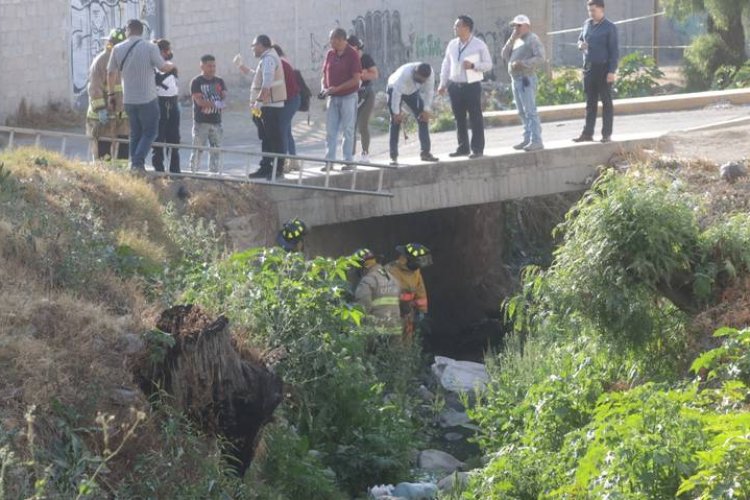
<box><xmin>547</xmin><ymin>11</ymin><xmax>666</xmax><ymax>36</ymax></box>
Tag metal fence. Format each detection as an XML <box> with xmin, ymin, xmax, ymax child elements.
<box><xmin>0</xmin><ymin>125</ymin><xmax>395</xmax><ymax>198</ymax></box>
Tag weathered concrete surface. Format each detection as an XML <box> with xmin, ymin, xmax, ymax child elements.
<box><xmin>485</xmin><ymin>88</ymin><xmax>750</xmax><ymax>127</ymax></box>
<box><xmin>267</xmin><ymin>137</ymin><xmax>658</xmax><ymax>227</ymax></box>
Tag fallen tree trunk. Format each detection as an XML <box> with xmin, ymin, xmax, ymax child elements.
<box><xmin>136</xmin><ymin>305</ymin><xmax>282</xmax><ymax>475</ymax></box>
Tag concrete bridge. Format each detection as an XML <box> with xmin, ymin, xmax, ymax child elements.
<box><xmin>268</xmin><ymin>136</ymin><xmax>656</xmax><ymax>227</ymax></box>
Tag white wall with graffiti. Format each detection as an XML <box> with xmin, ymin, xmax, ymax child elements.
<box><xmin>70</xmin><ymin>0</ymin><xmax>161</xmax><ymax>96</ymax></box>
<box><xmin>0</xmin><ymin>0</ymin><xmax>546</xmax><ymax>123</ymax></box>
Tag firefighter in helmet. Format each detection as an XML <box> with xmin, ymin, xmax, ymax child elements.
<box><xmin>276</xmin><ymin>218</ymin><xmax>307</xmax><ymax>253</ymax></box>
<box><xmin>385</xmin><ymin>243</ymin><xmax>432</xmax><ymax>342</ymax></box>
<box><xmin>86</xmin><ymin>27</ymin><xmax>129</xmax><ymax>160</ymax></box>
<box><xmin>352</xmin><ymin>248</ymin><xmax>401</xmax><ymax>335</ymax></box>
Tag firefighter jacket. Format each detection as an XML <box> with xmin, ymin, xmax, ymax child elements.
<box><xmin>86</xmin><ymin>47</ymin><xmax>128</xmax><ymax>138</ymax></box>
<box><xmin>385</xmin><ymin>260</ymin><xmax>429</xmax><ymax>314</ymax></box>
<box><xmin>355</xmin><ymin>264</ymin><xmax>401</xmax><ymax>329</ymax></box>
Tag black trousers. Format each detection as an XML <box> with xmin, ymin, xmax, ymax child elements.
<box><xmin>259</xmin><ymin>106</ymin><xmax>285</xmax><ymax>172</ymax></box>
<box><xmin>448</xmin><ymin>81</ymin><xmax>484</xmax><ymax>154</ymax></box>
<box><xmin>152</xmin><ymin>96</ymin><xmax>181</xmax><ymax>173</ymax></box>
<box><xmin>582</xmin><ymin>63</ymin><xmax>614</xmax><ymax>138</ymax></box>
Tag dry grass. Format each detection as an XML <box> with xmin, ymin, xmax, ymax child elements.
<box><xmin>4</xmin><ymin>98</ymin><xmax>84</xmax><ymax>129</ymax></box>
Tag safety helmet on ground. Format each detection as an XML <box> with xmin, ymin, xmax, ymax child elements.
<box><xmin>396</xmin><ymin>243</ymin><xmax>433</xmax><ymax>269</ymax></box>
<box><xmin>353</xmin><ymin>247</ymin><xmax>376</xmax><ymax>266</ymax></box>
<box><xmin>276</xmin><ymin>218</ymin><xmax>307</xmax><ymax>251</ymax></box>
<box><xmin>107</xmin><ymin>28</ymin><xmax>127</xmax><ymax>44</ymax></box>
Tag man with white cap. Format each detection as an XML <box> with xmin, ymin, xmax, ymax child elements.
<box><xmin>501</xmin><ymin>14</ymin><xmax>546</xmax><ymax>152</ymax></box>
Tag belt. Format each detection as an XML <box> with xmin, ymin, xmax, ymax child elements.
<box><xmin>159</xmin><ymin>95</ymin><xmax>179</xmax><ymax>101</ymax></box>
<box><xmin>449</xmin><ymin>81</ymin><xmax>479</xmax><ymax>88</ymax></box>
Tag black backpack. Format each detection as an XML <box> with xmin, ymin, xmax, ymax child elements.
<box><xmin>294</xmin><ymin>70</ymin><xmax>312</xmax><ymax>112</ymax></box>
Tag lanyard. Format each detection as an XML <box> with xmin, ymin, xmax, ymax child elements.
<box><xmin>457</xmin><ymin>37</ymin><xmax>472</xmax><ymax>60</ymax></box>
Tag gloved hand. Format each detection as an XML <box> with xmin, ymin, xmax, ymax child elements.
<box><xmin>97</xmin><ymin>110</ymin><xmax>109</xmax><ymax>124</ymax></box>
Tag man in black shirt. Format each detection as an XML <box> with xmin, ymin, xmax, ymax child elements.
<box><xmin>189</xmin><ymin>54</ymin><xmax>227</xmax><ymax>173</ymax></box>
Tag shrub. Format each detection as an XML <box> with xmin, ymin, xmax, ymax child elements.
<box><xmin>614</xmin><ymin>52</ymin><xmax>664</xmax><ymax>98</ymax></box>
<box><xmin>181</xmin><ymin>248</ymin><xmax>420</xmax><ymax>495</ymax></box>
<box><xmin>683</xmin><ymin>33</ymin><xmax>742</xmax><ymax>90</ymax></box>
<box><xmin>536</xmin><ymin>68</ymin><xmax>584</xmax><ymax>106</ymax></box>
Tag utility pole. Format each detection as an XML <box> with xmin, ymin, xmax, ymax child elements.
<box><xmin>653</xmin><ymin>0</ymin><xmax>660</xmax><ymax>65</ymax></box>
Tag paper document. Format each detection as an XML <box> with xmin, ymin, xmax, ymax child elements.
<box><xmin>465</xmin><ymin>54</ymin><xmax>483</xmax><ymax>83</ymax></box>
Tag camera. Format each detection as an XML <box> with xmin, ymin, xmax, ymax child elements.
<box><xmin>317</xmin><ymin>90</ymin><xmax>328</xmax><ymax>100</ymax></box>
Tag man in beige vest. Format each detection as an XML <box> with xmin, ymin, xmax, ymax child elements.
<box><xmin>248</xmin><ymin>34</ymin><xmax>287</xmax><ymax>180</ymax></box>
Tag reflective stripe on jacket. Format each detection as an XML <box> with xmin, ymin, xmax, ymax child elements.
<box><xmin>355</xmin><ymin>264</ymin><xmax>401</xmax><ymax>328</ymax></box>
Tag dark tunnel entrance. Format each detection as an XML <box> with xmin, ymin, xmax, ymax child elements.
<box><xmin>304</xmin><ymin>193</ymin><xmax>582</xmax><ymax>360</ymax></box>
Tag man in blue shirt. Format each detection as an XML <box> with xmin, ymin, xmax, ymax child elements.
<box><xmin>572</xmin><ymin>0</ymin><xmax>618</xmax><ymax>144</ymax></box>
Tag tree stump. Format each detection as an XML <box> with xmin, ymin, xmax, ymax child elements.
<box><xmin>136</xmin><ymin>304</ymin><xmax>282</xmax><ymax>475</ymax></box>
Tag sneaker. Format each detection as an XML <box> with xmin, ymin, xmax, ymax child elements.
<box><xmin>320</xmin><ymin>164</ymin><xmax>334</xmax><ymax>172</ymax></box>
<box><xmin>448</xmin><ymin>150</ymin><xmax>470</xmax><ymax>157</ymax></box>
<box><xmin>341</xmin><ymin>164</ymin><xmax>355</xmax><ymax>171</ymax></box>
<box><xmin>513</xmin><ymin>141</ymin><xmax>529</xmax><ymax>150</ymax></box>
<box><xmin>358</xmin><ymin>153</ymin><xmax>370</xmax><ymax>163</ymax></box>
<box><xmin>248</xmin><ymin>168</ymin><xmax>271</xmax><ymax>179</ymax></box>
<box><xmin>523</xmin><ymin>143</ymin><xmax>544</xmax><ymax>152</ymax></box>
<box><xmin>600</xmin><ymin>136</ymin><xmax>612</xmax><ymax>143</ymax></box>
<box><xmin>390</xmin><ymin>157</ymin><xmax>399</xmax><ymax>166</ymax></box>
<box><xmin>572</xmin><ymin>134</ymin><xmax>594</xmax><ymax>143</ymax></box>
<box><xmin>420</xmin><ymin>152</ymin><xmax>439</xmax><ymax>162</ymax></box>
<box><xmin>469</xmin><ymin>152</ymin><xmax>484</xmax><ymax>159</ymax></box>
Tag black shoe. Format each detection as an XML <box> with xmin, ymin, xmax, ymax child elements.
<box><xmin>469</xmin><ymin>152</ymin><xmax>484</xmax><ymax>159</ymax></box>
<box><xmin>390</xmin><ymin>157</ymin><xmax>399</xmax><ymax>166</ymax></box>
<box><xmin>572</xmin><ymin>134</ymin><xmax>594</xmax><ymax>143</ymax></box>
<box><xmin>448</xmin><ymin>150</ymin><xmax>470</xmax><ymax>157</ymax></box>
<box><xmin>248</xmin><ymin>169</ymin><xmax>271</xmax><ymax>179</ymax></box>
<box><xmin>600</xmin><ymin>136</ymin><xmax>612</xmax><ymax>143</ymax></box>
<box><xmin>420</xmin><ymin>152</ymin><xmax>439</xmax><ymax>162</ymax></box>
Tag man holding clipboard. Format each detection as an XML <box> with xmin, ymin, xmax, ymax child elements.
<box><xmin>438</xmin><ymin>15</ymin><xmax>492</xmax><ymax>159</ymax></box>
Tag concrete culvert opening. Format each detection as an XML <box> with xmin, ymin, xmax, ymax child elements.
<box><xmin>133</xmin><ymin>305</ymin><xmax>283</xmax><ymax>475</ymax></box>
<box><xmin>305</xmin><ymin>193</ymin><xmax>581</xmax><ymax>360</ymax></box>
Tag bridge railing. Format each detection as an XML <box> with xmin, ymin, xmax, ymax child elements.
<box><xmin>0</xmin><ymin>125</ymin><xmax>395</xmax><ymax>198</ymax></box>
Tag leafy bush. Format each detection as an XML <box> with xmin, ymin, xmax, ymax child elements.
<box><xmin>614</xmin><ymin>52</ymin><xmax>664</xmax><ymax>98</ymax></box>
<box><xmin>181</xmin><ymin>248</ymin><xmax>420</xmax><ymax>495</ymax></box>
<box><xmin>509</xmin><ymin>168</ymin><xmax>700</xmax><ymax>344</ymax></box>
<box><xmin>536</xmin><ymin>68</ymin><xmax>584</xmax><ymax>106</ymax></box>
<box><xmin>683</xmin><ymin>33</ymin><xmax>742</xmax><ymax>90</ymax></box>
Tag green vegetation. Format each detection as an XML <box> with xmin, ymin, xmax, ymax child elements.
<box><xmin>663</xmin><ymin>0</ymin><xmax>748</xmax><ymax>90</ymax></box>
<box><xmin>0</xmin><ymin>149</ymin><xmax>422</xmax><ymax>498</ymax></box>
<box><xmin>460</xmin><ymin>165</ymin><xmax>750</xmax><ymax>498</ymax></box>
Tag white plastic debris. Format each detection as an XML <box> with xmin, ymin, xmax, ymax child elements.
<box><xmin>431</xmin><ymin>356</ymin><xmax>488</xmax><ymax>393</ymax></box>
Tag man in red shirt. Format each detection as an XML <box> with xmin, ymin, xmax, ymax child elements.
<box><xmin>320</xmin><ymin>28</ymin><xmax>361</xmax><ymax>166</ymax></box>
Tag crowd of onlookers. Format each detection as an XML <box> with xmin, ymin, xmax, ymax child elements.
<box><xmin>88</xmin><ymin>1</ymin><xmax>618</xmax><ymax>177</ymax></box>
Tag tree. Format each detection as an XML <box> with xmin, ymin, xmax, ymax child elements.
<box><xmin>662</xmin><ymin>0</ymin><xmax>748</xmax><ymax>89</ymax></box>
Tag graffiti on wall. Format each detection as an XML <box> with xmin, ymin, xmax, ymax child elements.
<box><xmin>351</xmin><ymin>10</ymin><xmax>411</xmax><ymax>83</ymax></box>
<box><xmin>308</xmin><ymin>10</ymin><xmax>514</xmax><ymax>85</ymax></box>
<box><xmin>70</xmin><ymin>0</ymin><xmax>160</xmax><ymax>96</ymax></box>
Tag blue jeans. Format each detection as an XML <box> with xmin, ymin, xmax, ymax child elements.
<box><xmin>387</xmin><ymin>88</ymin><xmax>431</xmax><ymax>159</ymax></box>
<box><xmin>325</xmin><ymin>93</ymin><xmax>357</xmax><ymax>161</ymax></box>
<box><xmin>124</xmin><ymin>99</ymin><xmax>160</xmax><ymax>169</ymax></box>
<box><xmin>511</xmin><ymin>75</ymin><xmax>542</xmax><ymax>145</ymax></box>
<box><xmin>281</xmin><ymin>93</ymin><xmax>301</xmax><ymax>155</ymax></box>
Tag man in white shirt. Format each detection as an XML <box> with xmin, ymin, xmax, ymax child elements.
<box><xmin>387</xmin><ymin>62</ymin><xmax>440</xmax><ymax>165</ymax></box>
<box><xmin>438</xmin><ymin>15</ymin><xmax>492</xmax><ymax>159</ymax></box>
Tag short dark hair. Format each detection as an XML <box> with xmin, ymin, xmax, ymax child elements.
<box><xmin>416</xmin><ymin>63</ymin><xmax>432</xmax><ymax>78</ymax></box>
<box><xmin>272</xmin><ymin>44</ymin><xmax>285</xmax><ymax>57</ymax></box>
<box><xmin>457</xmin><ymin>15</ymin><xmax>474</xmax><ymax>32</ymax></box>
<box><xmin>347</xmin><ymin>35</ymin><xmax>364</xmax><ymax>50</ymax></box>
<box><xmin>155</xmin><ymin>39</ymin><xmax>170</xmax><ymax>51</ymax></box>
<box><xmin>330</xmin><ymin>28</ymin><xmax>348</xmax><ymax>41</ymax></box>
<box><xmin>587</xmin><ymin>0</ymin><xmax>604</xmax><ymax>6</ymax></box>
<box><xmin>253</xmin><ymin>34</ymin><xmax>272</xmax><ymax>48</ymax></box>
<box><xmin>200</xmin><ymin>54</ymin><xmax>215</xmax><ymax>63</ymax></box>
<box><xmin>126</xmin><ymin>19</ymin><xmax>143</xmax><ymax>35</ymax></box>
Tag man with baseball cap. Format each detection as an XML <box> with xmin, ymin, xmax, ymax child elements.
<box><xmin>501</xmin><ymin>14</ymin><xmax>546</xmax><ymax>152</ymax></box>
